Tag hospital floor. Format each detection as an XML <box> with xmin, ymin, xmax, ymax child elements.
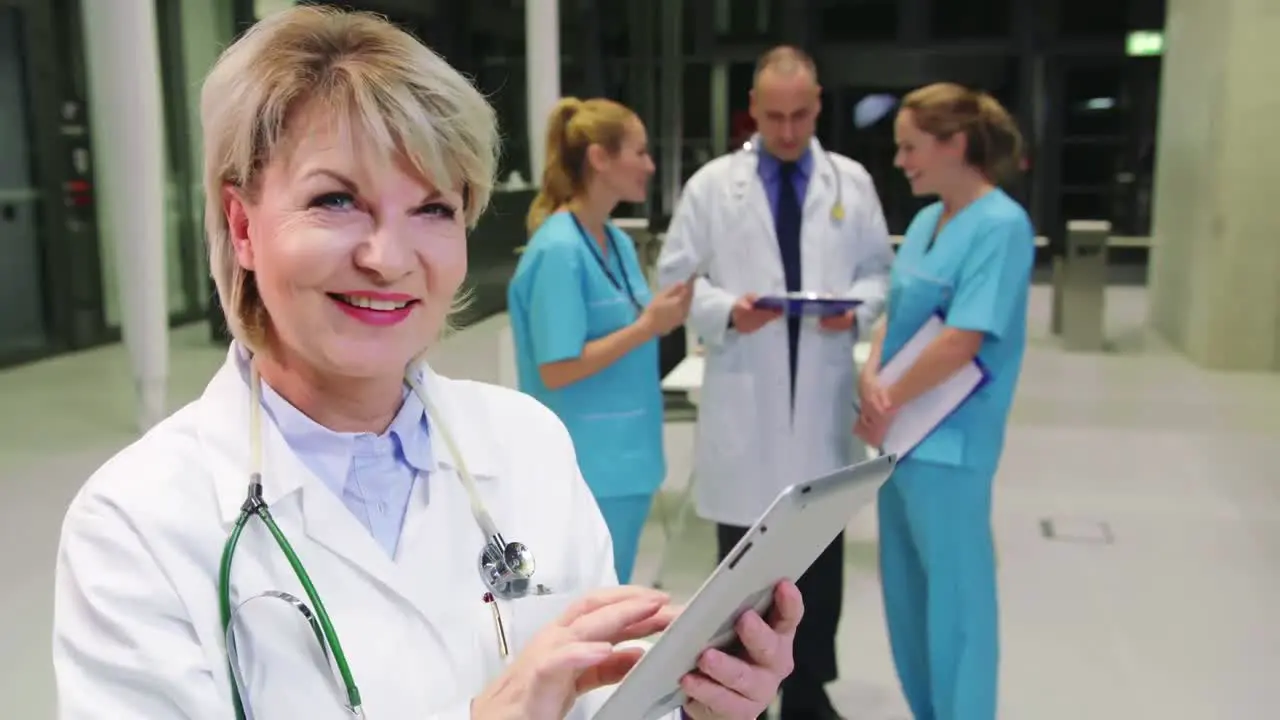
<box><xmin>2</xmin><ymin>284</ymin><xmax>1277</xmax><ymax>719</ymax></box>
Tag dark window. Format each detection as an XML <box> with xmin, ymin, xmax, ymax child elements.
<box><xmin>1063</xmin><ymin>66</ymin><xmax>1125</xmax><ymax>137</ymax></box>
<box><xmin>1059</xmin><ymin>0</ymin><xmax>1132</xmax><ymax>37</ymax></box>
<box><xmin>817</xmin><ymin>0</ymin><xmax>897</xmax><ymax>43</ymax></box>
<box><xmin>930</xmin><ymin>0</ymin><xmax>1012</xmax><ymax>40</ymax></box>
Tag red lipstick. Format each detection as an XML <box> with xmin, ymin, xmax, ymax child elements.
<box><xmin>327</xmin><ymin>291</ymin><xmax>420</xmax><ymax>327</ymax></box>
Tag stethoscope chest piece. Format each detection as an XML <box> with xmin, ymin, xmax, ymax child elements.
<box><xmin>479</xmin><ymin>534</ymin><xmax>538</xmax><ymax>600</ymax></box>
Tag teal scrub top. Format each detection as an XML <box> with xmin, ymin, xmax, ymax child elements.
<box><xmin>882</xmin><ymin>189</ymin><xmax>1035</xmax><ymax>473</ymax></box>
<box><xmin>506</xmin><ymin>211</ymin><xmax>666</xmax><ymax>499</ymax></box>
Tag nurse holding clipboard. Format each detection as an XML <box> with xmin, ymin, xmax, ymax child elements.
<box><xmin>855</xmin><ymin>83</ymin><xmax>1035</xmax><ymax>720</ymax></box>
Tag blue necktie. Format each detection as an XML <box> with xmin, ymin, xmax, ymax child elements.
<box><xmin>776</xmin><ymin>162</ymin><xmax>802</xmax><ymax>404</ymax></box>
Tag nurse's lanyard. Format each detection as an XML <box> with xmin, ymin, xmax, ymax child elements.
<box><xmin>569</xmin><ymin>212</ymin><xmax>643</xmax><ymax>313</ymax></box>
<box><xmin>218</xmin><ymin>363</ymin><xmax>539</xmax><ymax>719</ymax></box>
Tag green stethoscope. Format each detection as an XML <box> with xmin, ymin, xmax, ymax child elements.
<box><xmin>218</xmin><ymin>363</ymin><xmax>540</xmax><ymax>719</ymax></box>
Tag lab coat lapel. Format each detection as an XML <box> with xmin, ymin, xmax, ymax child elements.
<box><xmin>801</xmin><ymin>139</ymin><xmax>837</xmax><ymax>285</ymax></box>
<box><xmin>265</xmin><ymin>402</ymin><xmax>429</xmax><ymax>624</ymax></box>
<box><xmin>732</xmin><ymin>139</ymin><xmax>783</xmax><ymax>270</ymax></box>
<box><xmin>393</xmin><ymin>363</ymin><xmax>508</xmax><ymax>621</ymax></box>
<box><xmin>297</xmin><ymin>474</ymin><xmax>411</xmax><ymax>603</ymax></box>
<box><xmin>802</xmin><ymin>139</ymin><xmax>835</xmax><ymax>223</ymax></box>
<box><xmin>199</xmin><ymin>345</ymin><xmax>435</xmax><ymax>629</ymax></box>
<box><xmin>395</xmin><ymin>463</ymin><xmax>487</xmax><ymax>622</ymax></box>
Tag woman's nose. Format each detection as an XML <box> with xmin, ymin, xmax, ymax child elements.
<box><xmin>355</xmin><ymin>224</ymin><xmax>415</xmax><ymax>281</ymax></box>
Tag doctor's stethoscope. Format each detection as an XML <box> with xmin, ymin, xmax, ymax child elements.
<box><xmin>737</xmin><ymin>138</ymin><xmax>846</xmax><ymax>223</ymax></box>
<box><xmin>218</xmin><ymin>363</ymin><xmax>541</xmax><ymax>719</ymax></box>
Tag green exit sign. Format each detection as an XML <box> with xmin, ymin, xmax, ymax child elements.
<box><xmin>1127</xmin><ymin>30</ymin><xmax>1164</xmax><ymax>56</ymax></box>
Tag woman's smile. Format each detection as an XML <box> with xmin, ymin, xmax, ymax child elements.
<box><xmin>327</xmin><ymin>290</ymin><xmax>421</xmax><ymax>326</ymax></box>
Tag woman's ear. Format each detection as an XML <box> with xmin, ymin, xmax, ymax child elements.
<box><xmin>222</xmin><ymin>184</ymin><xmax>256</xmax><ymax>271</ymax></box>
<box><xmin>942</xmin><ymin>131</ymin><xmax>969</xmax><ymax>162</ymax></box>
<box><xmin>585</xmin><ymin>143</ymin><xmax>610</xmax><ymax>175</ymax></box>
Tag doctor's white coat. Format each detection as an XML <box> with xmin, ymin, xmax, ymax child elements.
<box><xmin>52</xmin><ymin>346</ymin><xmax>670</xmax><ymax>719</ymax></box>
<box><xmin>657</xmin><ymin>138</ymin><xmax>894</xmax><ymax>527</ymax></box>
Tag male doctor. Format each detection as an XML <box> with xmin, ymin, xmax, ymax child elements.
<box><xmin>657</xmin><ymin>46</ymin><xmax>893</xmax><ymax>719</ymax></box>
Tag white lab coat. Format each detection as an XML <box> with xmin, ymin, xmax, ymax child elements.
<box><xmin>656</xmin><ymin>138</ymin><xmax>893</xmax><ymax>527</ymax></box>
<box><xmin>52</xmin><ymin>345</ymin><xmax>677</xmax><ymax>720</ymax></box>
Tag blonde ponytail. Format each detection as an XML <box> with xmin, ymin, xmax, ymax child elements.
<box><xmin>527</xmin><ymin>97</ymin><xmax>584</xmax><ymax>235</ymax></box>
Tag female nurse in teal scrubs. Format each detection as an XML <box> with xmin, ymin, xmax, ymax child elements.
<box><xmin>507</xmin><ymin>97</ymin><xmax>692</xmax><ymax>584</ymax></box>
<box><xmin>856</xmin><ymin>83</ymin><xmax>1035</xmax><ymax>720</ymax></box>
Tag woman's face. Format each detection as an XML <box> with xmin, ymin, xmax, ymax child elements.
<box><xmin>893</xmin><ymin>108</ymin><xmax>964</xmax><ymax>197</ymax></box>
<box><xmin>224</xmin><ymin>105</ymin><xmax>467</xmax><ymax>381</ymax></box>
<box><xmin>593</xmin><ymin>118</ymin><xmax>655</xmax><ymax>204</ymax></box>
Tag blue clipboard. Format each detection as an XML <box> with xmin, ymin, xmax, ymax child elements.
<box><xmin>753</xmin><ymin>292</ymin><xmax>863</xmax><ymax>317</ymax></box>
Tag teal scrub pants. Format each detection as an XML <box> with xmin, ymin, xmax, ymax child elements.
<box><xmin>595</xmin><ymin>493</ymin><xmax>656</xmax><ymax>584</ymax></box>
<box><xmin>877</xmin><ymin>458</ymin><xmax>999</xmax><ymax>720</ymax></box>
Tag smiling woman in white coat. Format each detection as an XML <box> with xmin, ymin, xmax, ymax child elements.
<box><xmin>50</xmin><ymin>7</ymin><xmax>802</xmax><ymax>720</ymax></box>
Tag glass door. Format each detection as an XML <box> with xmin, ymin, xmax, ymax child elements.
<box><xmin>0</xmin><ymin>0</ymin><xmax>109</xmax><ymax>368</ymax></box>
<box><xmin>0</xmin><ymin>1</ymin><xmax>50</xmax><ymax>359</ymax></box>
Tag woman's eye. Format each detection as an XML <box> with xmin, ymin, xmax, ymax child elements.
<box><xmin>309</xmin><ymin>192</ymin><xmax>356</xmax><ymax>211</ymax></box>
<box><xmin>419</xmin><ymin>202</ymin><xmax>457</xmax><ymax>220</ymax></box>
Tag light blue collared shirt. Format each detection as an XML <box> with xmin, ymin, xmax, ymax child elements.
<box><xmin>757</xmin><ymin>144</ymin><xmax>814</xmax><ymax>222</ymax></box>
<box><xmin>259</xmin><ymin>382</ymin><xmax>433</xmax><ymax>559</ymax></box>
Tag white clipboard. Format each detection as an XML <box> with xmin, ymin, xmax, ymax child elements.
<box><xmin>875</xmin><ymin>314</ymin><xmax>988</xmax><ymax>458</ymax></box>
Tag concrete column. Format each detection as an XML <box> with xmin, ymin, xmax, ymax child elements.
<box><xmin>1147</xmin><ymin>0</ymin><xmax>1280</xmax><ymax>371</ymax></box>
<box><xmin>525</xmin><ymin>0</ymin><xmax>560</xmax><ymax>183</ymax></box>
<box><xmin>81</xmin><ymin>0</ymin><xmax>170</xmax><ymax>430</ymax></box>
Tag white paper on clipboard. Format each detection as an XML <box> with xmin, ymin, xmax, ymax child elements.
<box><xmin>876</xmin><ymin>315</ymin><xmax>986</xmax><ymax>457</ymax></box>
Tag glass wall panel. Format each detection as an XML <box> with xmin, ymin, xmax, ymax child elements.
<box><xmin>0</xmin><ymin>3</ymin><xmax>50</xmax><ymax>355</ymax></box>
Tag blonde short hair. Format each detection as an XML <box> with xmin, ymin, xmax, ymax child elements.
<box><xmin>202</xmin><ymin>6</ymin><xmax>500</xmax><ymax>351</ymax></box>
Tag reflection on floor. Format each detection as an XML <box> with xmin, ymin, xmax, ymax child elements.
<box><xmin>2</xmin><ymin>285</ymin><xmax>1278</xmax><ymax>719</ymax></box>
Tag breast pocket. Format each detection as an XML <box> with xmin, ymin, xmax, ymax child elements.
<box><xmin>488</xmin><ymin>590</ymin><xmax>578</xmax><ymax>668</ymax></box>
<box><xmin>585</xmin><ymin>293</ymin><xmax>636</xmax><ymax>338</ymax></box>
<box><xmin>820</xmin><ymin>225</ymin><xmax>861</xmax><ymax>291</ymax></box>
<box><xmin>890</xmin><ymin>263</ymin><xmax>954</xmax><ymax>328</ymax></box>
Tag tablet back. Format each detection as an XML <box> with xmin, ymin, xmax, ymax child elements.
<box><xmin>594</xmin><ymin>454</ymin><xmax>896</xmax><ymax>720</ymax></box>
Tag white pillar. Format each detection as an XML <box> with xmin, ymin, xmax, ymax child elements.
<box><xmin>525</xmin><ymin>0</ymin><xmax>561</xmax><ymax>183</ymax></box>
<box><xmin>81</xmin><ymin>0</ymin><xmax>170</xmax><ymax>431</ymax></box>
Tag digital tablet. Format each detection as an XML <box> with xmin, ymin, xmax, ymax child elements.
<box><xmin>594</xmin><ymin>454</ymin><xmax>897</xmax><ymax>720</ymax></box>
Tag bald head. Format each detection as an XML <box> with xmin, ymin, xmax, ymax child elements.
<box><xmin>753</xmin><ymin>46</ymin><xmax>818</xmax><ymax>87</ymax></box>
<box><xmin>749</xmin><ymin>46</ymin><xmax>821</xmax><ymax>161</ymax></box>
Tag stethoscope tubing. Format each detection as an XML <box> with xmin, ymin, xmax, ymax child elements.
<box><xmin>219</xmin><ymin>367</ymin><xmax>366</xmax><ymax>719</ymax></box>
<box><xmin>219</xmin><ymin>360</ymin><xmax>530</xmax><ymax>719</ymax></box>
<box><xmin>220</xmin><ymin>490</ymin><xmax>365</xmax><ymax>719</ymax></box>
